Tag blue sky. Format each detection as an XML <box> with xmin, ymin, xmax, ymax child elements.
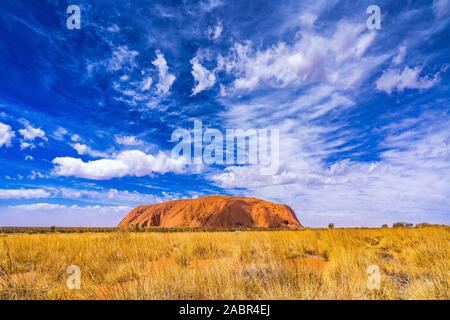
<box><xmin>0</xmin><ymin>0</ymin><xmax>449</xmax><ymax>227</ymax></box>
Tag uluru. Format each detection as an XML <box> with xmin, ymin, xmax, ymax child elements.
<box><xmin>118</xmin><ymin>195</ymin><xmax>302</xmax><ymax>229</ymax></box>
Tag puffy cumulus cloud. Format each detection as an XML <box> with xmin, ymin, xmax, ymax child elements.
<box><xmin>52</xmin><ymin>157</ymin><xmax>127</xmax><ymax>180</ymax></box>
<box><xmin>114</xmin><ymin>135</ymin><xmax>143</xmax><ymax>146</ymax></box>
<box><xmin>52</xmin><ymin>150</ymin><xmax>186</xmax><ymax>180</ymax></box>
<box><xmin>0</xmin><ymin>203</ymin><xmax>130</xmax><ymax>227</ymax></box>
<box><xmin>0</xmin><ymin>122</ymin><xmax>15</xmax><ymax>147</ymax></box>
<box><xmin>0</xmin><ymin>188</ymin><xmax>51</xmax><ymax>199</ymax></box>
<box><xmin>190</xmin><ymin>57</ymin><xmax>217</xmax><ymax>95</ymax></box>
<box><xmin>20</xmin><ymin>141</ymin><xmax>35</xmax><ymax>150</ymax></box>
<box><xmin>376</xmin><ymin>66</ymin><xmax>443</xmax><ymax>94</ymax></box>
<box><xmin>53</xmin><ymin>126</ymin><xmax>68</xmax><ymax>140</ymax></box>
<box><xmin>28</xmin><ymin>171</ymin><xmax>46</xmax><ymax>180</ymax></box>
<box><xmin>73</xmin><ymin>143</ymin><xmax>90</xmax><ymax>155</ymax></box>
<box><xmin>152</xmin><ymin>50</ymin><xmax>176</xmax><ymax>95</ymax></box>
<box><xmin>18</xmin><ymin>122</ymin><xmax>47</xmax><ymax>149</ymax></box>
<box><xmin>219</xmin><ymin>20</ymin><xmax>380</xmax><ymax>91</ymax></box>
<box><xmin>19</xmin><ymin>123</ymin><xmax>47</xmax><ymax>141</ymax></box>
<box><xmin>71</xmin><ymin>142</ymin><xmax>109</xmax><ymax>158</ymax></box>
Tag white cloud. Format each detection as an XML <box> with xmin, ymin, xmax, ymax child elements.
<box><xmin>392</xmin><ymin>45</ymin><xmax>407</xmax><ymax>65</ymax></box>
<box><xmin>52</xmin><ymin>150</ymin><xmax>186</xmax><ymax>180</ymax></box>
<box><xmin>191</xmin><ymin>57</ymin><xmax>217</xmax><ymax>95</ymax></box>
<box><xmin>53</xmin><ymin>127</ymin><xmax>68</xmax><ymax>140</ymax></box>
<box><xmin>71</xmin><ymin>142</ymin><xmax>108</xmax><ymax>158</ymax></box>
<box><xmin>19</xmin><ymin>123</ymin><xmax>46</xmax><ymax>141</ymax></box>
<box><xmin>200</xmin><ymin>0</ymin><xmax>223</xmax><ymax>11</ymax></box>
<box><xmin>212</xmin><ymin>112</ymin><xmax>450</xmax><ymax>227</ymax></box>
<box><xmin>28</xmin><ymin>171</ymin><xmax>45</xmax><ymax>180</ymax></box>
<box><xmin>71</xmin><ymin>134</ymin><xmax>81</xmax><ymax>142</ymax></box>
<box><xmin>0</xmin><ymin>186</ymin><xmax>178</xmax><ymax>206</ymax></box>
<box><xmin>299</xmin><ymin>12</ymin><xmax>318</xmax><ymax>28</ymax></box>
<box><xmin>219</xmin><ymin>84</ymin><xmax>226</xmax><ymax>97</ymax></box>
<box><xmin>11</xmin><ymin>203</ymin><xmax>65</xmax><ymax>210</ymax></box>
<box><xmin>0</xmin><ymin>188</ymin><xmax>51</xmax><ymax>199</ymax></box>
<box><xmin>210</xmin><ymin>6</ymin><xmax>450</xmax><ymax>226</ymax></box>
<box><xmin>20</xmin><ymin>141</ymin><xmax>35</xmax><ymax>150</ymax></box>
<box><xmin>54</xmin><ymin>188</ymin><xmax>179</xmax><ymax>206</ymax></box>
<box><xmin>107</xmin><ymin>24</ymin><xmax>120</xmax><ymax>33</ymax></box>
<box><xmin>212</xmin><ymin>19</ymin><xmax>392</xmax><ymax>229</ymax></box>
<box><xmin>376</xmin><ymin>66</ymin><xmax>441</xmax><ymax>94</ymax></box>
<box><xmin>73</xmin><ymin>143</ymin><xmax>90</xmax><ymax>155</ymax></box>
<box><xmin>207</xmin><ymin>21</ymin><xmax>223</xmax><ymax>40</ymax></box>
<box><xmin>220</xmin><ymin>20</ymin><xmax>380</xmax><ymax>91</ymax></box>
<box><xmin>17</xmin><ymin>121</ymin><xmax>47</xmax><ymax>149</ymax></box>
<box><xmin>152</xmin><ymin>50</ymin><xmax>176</xmax><ymax>94</ymax></box>
<box><xmin>140</xmin><ymin>76</ymin><xmax>153</xmax><ymax>91</ymax></box>
<box><xmin>108</xmin><ymin>46</ymin><xmax>139</xmax><ymax>71</ymax></box>
<box><xmin>114</xmin><ymin>135</ymin><xmax>143</xmax><ymax>146</ymax></box>
<box><xmin>0</xmin><ymin>204</ymin><xmax>130</xmax><ymax>227</ymax></box>
<box><xmin>0</xmin><ymin>122</ymin><xmax>14</xmax><ymax>147</ymax></box>
<box><xmin>434</xmin><ymin>0</ymin><xmax>450</xmax><ymax>18</ymax></box>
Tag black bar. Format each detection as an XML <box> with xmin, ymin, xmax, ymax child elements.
<box><xmin>0</xmin><ymin>300</ymin><xmax>446</xmax><ymax>318</ymax></box>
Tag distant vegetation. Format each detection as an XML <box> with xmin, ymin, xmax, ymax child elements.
<box><xmin>1</xmin><ymin>223</ymin><xmax>447</xmax><ymax>234</ymax></box>
<box><xmin>0</xmin><ymin>227</ymin><xmax>448</xmax><ymax>300</ymax></box>
<box><xmin>0</xmin><ymin>227</ymin><xmax>118</xmax><ymax>234</ymax></box>
<box><xmin>0</xmin><ymin>226</ymin><xmax>305</xmax><ymax>234</ymax></box>
<box><xmin>393</xmin><ymin>222</ymin><xmax>415</xmax><ymax>228</ymax></box>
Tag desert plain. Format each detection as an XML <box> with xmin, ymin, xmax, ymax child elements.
<box><xmin>0</xmin><ymin>227</ymin><xmax>448</xmax><ymax>300</ymax></box>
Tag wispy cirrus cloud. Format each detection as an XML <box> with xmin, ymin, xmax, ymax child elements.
<box><xmin>0</xmin><ymin>203</ymin><xmax>131</xmax><ymax>227</ymax></box>
<box><xmin>107</xmin><ymin>46</ymin><xmax>139</xmax><ymax>72</ymax></box>
<box><xmin>213</xmin><ymin>111</ymin><xmax>450</xmax><ymax>227</ymax></box>
<box><xmin>434</xmin><ymin>0</ymin><xmax>450</xmax><ymax>18</ymax></box>
<box><xmin>218</xmin><ymin>20</ymin><xmax>380</xmax><ymax>91</ymax></box>
<box><xmin>208</xmin><ymin>3</ymin><xmax>450</xmax><ymax>226</ymax></box>
<box><xmin>0</xmin><ymin>186</ymin><xmax>179</xmax><ymax>206</ymax></box>
<box><xmin>0</xmin><ymin>188</ymin><xmax>51</xmax><ymax>199</ymax></box>
<box><xmin>376</xmin><ymin>66</ymin><xmax>444</xmax><ymax>94</ymax></box>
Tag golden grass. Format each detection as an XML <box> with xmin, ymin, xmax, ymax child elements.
<box><xmin>0</xmin><ymin>227</ymin><xmax>448</xmax><ymax>300</ymax></box>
